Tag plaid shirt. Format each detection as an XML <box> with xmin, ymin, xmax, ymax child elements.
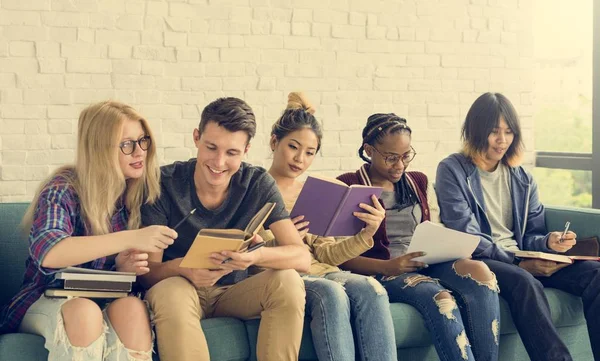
<box><xmin>0</xmin><ymin>172</ymin><xmax>128</xmax><ymax>333</ymax></box>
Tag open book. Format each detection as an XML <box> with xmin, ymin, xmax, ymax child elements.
<box><xmin>180</xmin><ymin>202</ymin><xmax>276</xmax><ymax>269</ymax></box>
<box><xmin>290</xmin><ymin>175</ymin><xmax>383</xmax><ymax>237</ymax></box>
<box><xmin>513</xmin><ymin>251</ymin><xmax>600</xmax><ymax>264</ymax></box>
<box><xmin>406</xmin><ymin>221</ymin><xmax>479</xmax><ymax>264</ymax></box>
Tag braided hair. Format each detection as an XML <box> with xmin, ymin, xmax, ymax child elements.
<box><xmin>359</xmin><ymin>113</ymin><xmax>412</xmax><ymax>163</ymax></box>
<box><xmin>271</xmin><ymin>92</ymin><xmax>323</xmax><ymax>152</ymax></box>
<box><xmin>359</xmin><ymin>113</ymin><xmax>417</xmax><ymax>209</ymax></box>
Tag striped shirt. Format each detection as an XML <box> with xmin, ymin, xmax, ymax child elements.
<box><xmin>0</xmin><ymin>171</ymin><xmax>128</xmax><ymax>333</ymax></box>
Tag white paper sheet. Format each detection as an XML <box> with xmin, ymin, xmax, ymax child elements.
<box><xmin>406</xmin><ymin>221</ymin><xmax>479</xmax><ymax>264</ymax></box>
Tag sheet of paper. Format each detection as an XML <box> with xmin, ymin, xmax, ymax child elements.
<box><xmin>406</xmin><ymin>221</ymin><xmax>479</xmax><ymax>264</ymax></box>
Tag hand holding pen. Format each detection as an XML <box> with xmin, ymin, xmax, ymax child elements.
<box><xmin>558</xmin><ymin>221</ymin><xmax>570</xmax><ymax>243</ymax></box>
<box><xmin>548</xmin><ymin>221</ymin><xmax>577</xmax><ymax>253</ymax></box>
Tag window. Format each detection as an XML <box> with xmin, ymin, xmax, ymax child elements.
<box><xmin>532</xmin><ymin>0</ymin><xmax>598</xmax><ymax>208</ymax></box>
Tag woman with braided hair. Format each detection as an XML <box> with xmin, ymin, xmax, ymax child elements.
<box><xmin>336</xmin><ymin>113</ymin><xmax>501</xmax><ymax>361</ymax></box>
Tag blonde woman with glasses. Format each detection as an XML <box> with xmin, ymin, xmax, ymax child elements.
<box><xmin>0</xmin><ymin>101</ymin><xmax>177</xmax><ymax>361</ymax></box>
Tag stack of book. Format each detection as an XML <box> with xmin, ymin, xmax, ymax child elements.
<box><xmin>45</xmin><ymin>267</ymin><xmax>136</xmax><ymax>299</ymax></box>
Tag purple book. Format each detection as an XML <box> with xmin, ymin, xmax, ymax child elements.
<box><xmin>290</xmin><ymin>176</ymin><xmax>383</xmax><ymax>237</ymax></box>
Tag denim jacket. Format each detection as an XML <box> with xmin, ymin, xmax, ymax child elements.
<box><xmin>435</xmin><ymin>153</ymin><xmax>553</xmax><ymax>264</ymax></box>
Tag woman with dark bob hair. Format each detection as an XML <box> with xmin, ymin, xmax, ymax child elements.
<box><xmin>436</xmin><ymin>92</ymin><xmax>600</xmax><ymax>361</ymax></box>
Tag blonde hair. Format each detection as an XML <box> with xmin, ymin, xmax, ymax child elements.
<box><xmin>286</xmin><ymin>92</ymin><xmax>316</xmax><ymax>114</ymax></box>
<box><xmin>22</xmin><ymin>101</ymin><xmax>160</xmax><ymax>235</ymax></box>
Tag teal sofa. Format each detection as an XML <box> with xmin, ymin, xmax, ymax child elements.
<box><xmin>0</xmin><ymin>202</ymin><xmax>596</xmax><ymax>361</ymax></box>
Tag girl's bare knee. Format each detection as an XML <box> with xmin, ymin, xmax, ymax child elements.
<box><xmin>107</xmin><ymin>296</ymin><xmax>152</xmax><ymax>351</ymax></box>
<box><xmin>61</xmin><ymin>298</ymin><xmax>104</xmax><ymax>347</ymax></box>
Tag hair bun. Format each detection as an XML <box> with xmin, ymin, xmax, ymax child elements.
<box><xmin>287</xmin><ymin>92</ymin><xmax>315</xmax><ymax>115</ymax></box>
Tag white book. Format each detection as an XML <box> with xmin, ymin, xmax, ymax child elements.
<box><xmin>45</xmin><ymin>289</ymin><xmax>129</xmax><ymax>299</ymax></box>
<box><xmin>55</xmin><ymin>267</ymin><xmax>136</xmax><ymax>283</ymax></box>
<box><xmin>406</xmin><ymin>221</ymin><xmax>479</xmax><ymax>264</ymax></box>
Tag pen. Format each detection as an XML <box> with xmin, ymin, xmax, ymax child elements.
<box><xmin>221</xmin><ymin>242</ymin><xmax>265</xmax><ymax>264</ymax></box>
<box><xmin>559</xmin><ymin>221</ymin><xmax>570</xmax><ymax>243</ymax></box>
<box><xmin>173</xmin><ymin>208</ymin><xmax>197</xmax><ymax>230</ymax></box>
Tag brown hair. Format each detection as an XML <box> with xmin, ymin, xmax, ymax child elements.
<box><xmin>271</xmin><ymin>92</ymin><xmax>322</xmax><ymax>151</ymax></box>
<box><xmin>199</xmin><ymin>97</ymin><xmax>256</xmax><ymax>142</ymax></box>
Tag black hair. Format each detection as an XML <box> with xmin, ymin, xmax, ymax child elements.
<box><xmin>358</xmin><ymin>113</ymin><xmax>412</xmax><ymax>163</ymax></box>
<box><xmin>461</xmin><ymin>92</ymin><xmax>524</xmax><ymax>166</ymax></box>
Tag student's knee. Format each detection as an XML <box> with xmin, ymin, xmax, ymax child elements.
<box><xmin>304</xmin><ymin>277</ymin><xmax>349</xmax><ymax>312</ymax></box>
<box><xmin>61</xmin><ymin>298</ymin><xmax>104</xmax><ymax>347</ymax></box>
<box><xmin>433</xmin><ymin>290</ymin><xmax>458</xmax><ymax>320</ymax></box>
<box><xmin>453</xmin><ymin>259</ymin><xmax>499</xmax><ymax>292</ymax></box>
<box><xmin>511</xmin><ymin>268</ymin><xmax>544</xmax><ymax>295</ymax></box>
<box><xmin>145</xmin><ymin>276</ymin><xmax>199</xmax><ymax>318</ymax></box>
<box><xmin>264</xmin><ymin>269</ymin><xmax>305</xmax><ymax>308</ymax></box>
<box><xmin>107</xmin><ymin>296</ymin><xmax>150</xmax><ymax>332</ymax></box>
<box><xmin>353</xmin><ymin>275</ymin><xmax>387</xmax><ymax>297</ymax></box>
<box><xmin>106</xmin><ymin>297</ymin><xmax>152</xmax><ymax>359</ymax></box>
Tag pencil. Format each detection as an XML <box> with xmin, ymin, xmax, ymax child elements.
<box><xmin>173</xmin><ymin>208</ymin><xmax>197</xmax><ymax>230</ymax></box>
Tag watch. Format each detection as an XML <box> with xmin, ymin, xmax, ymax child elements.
<box><xmin>512</xmin><ymin>256</ymin><xmax>522</xmax><ymax>266</ymax></box>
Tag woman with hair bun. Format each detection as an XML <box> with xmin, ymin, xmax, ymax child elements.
<box><xmin>262</xmin><ymin>92</ymin><xmax>398</xmax><ymax>361</ymax></box>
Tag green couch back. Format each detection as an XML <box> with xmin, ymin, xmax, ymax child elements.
<box><xmin>0</xmin><ymin>203</ymin><xmax>30</xmax><ymax>307</ymax></box>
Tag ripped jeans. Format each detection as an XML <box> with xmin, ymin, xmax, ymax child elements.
<box><xmin>304</xmin><ymin>271</ymin><xmax>397</xmax><ymax>361</ymax></box>
<box><xmin>378</xmin><ymin>260</ymin><xmax>500</xmax><ymax>361</ymax></box>
<box><xmin>19</xmin><ymin>295</ymin><xmax>153</xmax><ymax>361</ymax></box>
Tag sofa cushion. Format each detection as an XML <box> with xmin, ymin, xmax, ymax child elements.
<box><xmin>389</xmin><ymin>288</ymin><xmax>585</xmax><ymax>348</ymax></box>
<box><xmin>0</xmin><ymin>333</ymin><xmax>46</xmax><ymax>361</ymax></box>
<box><xmin>0</xmin><ymin>203</ymin><xmax>29</xmax><ymax>307</ymax></box>
<box><xmin>0</xmin><ymin>317</ymin><xmax>251</xmax><ymax>361</ymax></box>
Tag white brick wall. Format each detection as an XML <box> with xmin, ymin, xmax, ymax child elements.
<box><xmin>0</xmin><ymin>0</ymin><xmax>534</xmax><ymax>202</ymax></box>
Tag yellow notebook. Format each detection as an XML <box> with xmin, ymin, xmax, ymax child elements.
<box><xmin>180</xmin><ymin>202</ymin><xmax>275</xmax><ymax>269</ymax></box>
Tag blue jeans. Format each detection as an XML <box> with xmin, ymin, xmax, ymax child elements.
<box><xmin>379</xmin><ymin>261</ymin><xmax>500</xmax><ymax>361</ymax></box>
<box><xmin>484</xmin><ymin>259</ymin><xmax>600</xmax><ymax>361</ymax></box>
<box><xmin>304</xmin><ymin>271</ymin><xmax>397</xmax><ymax>361</ymax></box>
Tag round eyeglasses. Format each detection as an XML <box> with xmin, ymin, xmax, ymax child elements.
<box><xmin>119</xmin><ymin>136</ymin><xmax>151</xmax><ymax>155</ymax></box>
<box><xmin>371</xmin><ymin>146</ymin><xmax>416</xmax><ymax>166</ymax></box>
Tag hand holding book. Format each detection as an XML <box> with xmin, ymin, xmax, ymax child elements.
<box><xmin>291</xmin><ymin>215</ymin><xmax>310</xmax><ymax>239</ymax></box>
<box><xmin>209</xmin><ymin>234</ymin><xmax>266</xmax><ymax>271</ymax></box>
<box><xmin>180</xmin><ymin>203</ymin><xmax>275</xmax><ymax>269</ymax></box>
<box><xmin>353</xmin><ymin>194</ymin><xmax>386</xmax><ymax>239</ymax></box>
<box><xmin>291</xmin><ymin>194</ymin><xmax>385</xmax><ymax>239</ymax></box>
<box><xmin>289</xmin><ymin>176</ymin><xmax>383</xmax><ymax>237</ymax></box>
<box><xmin>517</xmin><ymin>259</ymin><xmax>571</xmax><ymax>277</ymax></box>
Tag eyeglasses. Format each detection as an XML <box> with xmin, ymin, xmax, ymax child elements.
<box><xmin>371</xmin><ymin>146</ymin><xmax>416</xmax><ymax>166</ymax></box>
<box><xmin>119</xmin><ymin>136</ymin><xmax>151</xmax><ymax>155</ymax></box>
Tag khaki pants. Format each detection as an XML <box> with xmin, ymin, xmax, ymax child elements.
<box><xmin>145</xmin><ymin>269</ymin><xmax>306</xmax><ymax>361</ymax></box>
